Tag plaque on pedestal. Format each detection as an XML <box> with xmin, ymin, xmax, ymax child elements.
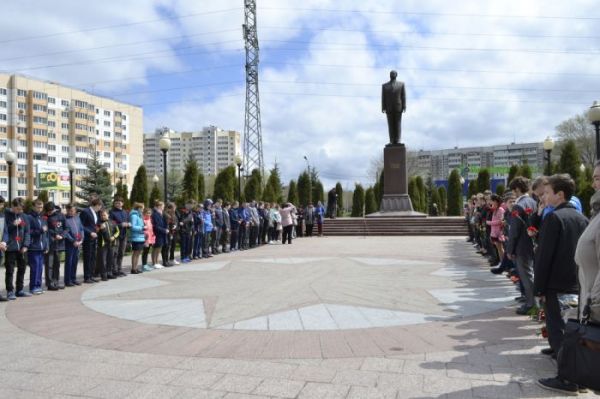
<box><xmin>367</xmin><ymin>144</ymin><xmax>426</xmax><ymax>218</ymax></box>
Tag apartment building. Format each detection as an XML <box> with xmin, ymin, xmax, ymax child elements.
<box><xmin>0</xmin><ymin>73</ymin><xmax>143</xmax><ymax>204</ymax></box>
<box><xmin>144</xmin><ymin>126</ymin><xmax>241</xmax><ymax>177</ymax></box>
<box><xmin>412</xmin><ymin>141</ymin><xmax>546</xmax><ymax>182</ymax></box>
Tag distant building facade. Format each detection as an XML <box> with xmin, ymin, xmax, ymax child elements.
<box><xmin>412</xmin><ymin>141</ymin><xmax>546</xmax><ymax>183</ymax></box>
<box><xmin>144</xmin><ymin>126</ymin><xmax>241</xmax><ymax>177</ymax></box>
<box><xmin>0</xmin><ymin>73</ymin><xmax>143</xmax><ymax>204</ymax></box>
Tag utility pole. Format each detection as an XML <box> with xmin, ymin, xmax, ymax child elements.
<box><xmin>242</xmin><ymin>0</ymin><xmax>264</xmax><ymax>178</ymax></box>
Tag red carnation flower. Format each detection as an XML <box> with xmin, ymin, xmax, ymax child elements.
<box><xmin>76</xmin><ymin>233</ymin><xmax>82</xmax><ymax>240</ymax></box>
<box><xmin>42</xmin><ymin>216</ymin><xmax>48</xmax><ymax>221</ymax></box>
<box><xmin>19</xmin><ymin>220</ymin><xmax>26</xmax><ymax>226</ymax></box>
<box><xmin>524</xmin><ymin>208</ymin><xmax>533</xmax><ymax>215</ymax></box>
<box><xmin>511</xmin><ymin>210</ymin><xmax>519</xmax><ymax>218</ymax></box>
<box><xmin>527</xmin><ymin>226</ymin><xmax>538</xmax><ymax>233</ymax></box>
<box><xmin>15</xmin><ymin>236</ymin><xmax>21</xmax><ymax>242</ymax></box>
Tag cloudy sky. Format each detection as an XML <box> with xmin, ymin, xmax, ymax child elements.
<box><xmin>1</xmin><ymin>0</ymin><xmax>599</xmax><ymax>189</ymax></box>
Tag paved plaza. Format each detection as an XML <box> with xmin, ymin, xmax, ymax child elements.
<box><xmin>0</xmin><ymin>236</ymin><xmax>596</xmax><ymax>398</ymax></box>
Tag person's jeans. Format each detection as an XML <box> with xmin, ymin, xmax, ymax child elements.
<box><xmin>28</xmin><ymin>251</ymin><xmax>44</xmax><ymax>291</ymax></box>
<box><xmin>544</xmin><ymin>290</ymin><xmax>567</xmax><ymax>353</ymax></box>
<box><xmin>65</xmin><ymin>245</ymin><xmax>79</xmax><ymax>284</ymax></box>
<box><xmin>5</xmin><ymin>251</ymin><xmax>27</xmax><ymax>293</ymax></box>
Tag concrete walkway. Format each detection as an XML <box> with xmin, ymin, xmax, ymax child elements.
<box><xmin>0</xmin><ymin>236</ymin><xmax>594</xmax><ymax>398</ymax></box>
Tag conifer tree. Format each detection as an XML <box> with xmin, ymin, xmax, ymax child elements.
<box><xmin>408</xmin><ymin>177</ymin><xmax>421</xmax><ymax>212</ymax></box>
<box><xmin>263</xmin><ymin>163</ymin><xmax>283</xmax><ymax>203</ymax></box>
<box><xmin>365</xmin><ymin>187</ymin><xmax>377</xmax><ymax>214</ymax></box>
<box><xmin>287</xmin><ymin>180</ymin><xmax>298</xmax><ymax>205</ymax></box>
<box><xmin>181</xmin><ymin>154</ymin><xmax>199</xmax><ymax>202</ymax></box>
<box><xmin>297</xmin><ymin>171</ymin><xmax>312</xmax><ymax>206</ymax></box>
<box><xmin>447</xmin><ymin>169</ymin><xmax>463</xmax><ymax>216</ymax></box>
<box><xmin>213</xmin><ymin>165</ymin><xmax>236</xmax><ymax>202</ymax></box>
<box><xmin>519</xmin><ymin>163</ymin><xmax>532</xmax><ymax>179</ymax></box>
<box><xmin>415</xmin><ymin>175</ymin><xmax>427</xmax><ymax>212</ymax></box>
<box><xmin>129</xmin><ymin>164</ymin><xmax>148</xmax><ymax>207</ymax></box>
<box><xmin>507</xmin><ymin>164</ymin><xmax>520</xmax><ymax>186</ymax></box>
<box><xmin>243</xmin><ymin>169</ymin><xmax>262</xmax><ymax>201</ymax></box>
<box><xmin>197</xmin><ymin>172</ymin><xmax>205</xmax><ymax>202</ymax></box>
<box><xmin>468</xmin><ymin>179</ymin><xmax>478</xmax><ymax>197</ymax></box>
<box><xmin>438</xmin><ymin>186</ymin><xmax>447</xmax><ymax>215</ymax></box>
<box><xmin>149</xmin><ymin>182</ymin><xmax>161</xmax><ymax>208</ymax></box>
<box><xmin>351</xmin><ymin>183</ymin><xmax>365</xmax><ymax>217</ymax></box>
<box><xmin>76</xmin><ymin>149</ymin><xmax>113</xmax><ymax>207</ymax></box>
<box><xmin>335</xmin><ymin>182</ymin><xmax>344</xmax><ymax>216</ymax></box>
<box><xmin>476</xmin><ymin>168</ymin><xmax>491</xmax><ymax>192</ymax></box>
<box><xmin>558</xmin><ymin>140</ymin><xmax>582</xmax><ymax>186</ymax></box>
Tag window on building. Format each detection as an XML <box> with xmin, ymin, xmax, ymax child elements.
<box><xmin>61</xmin><ymin>111</ymin><xmax>69</xmax><ymax>118</ymax></box>
<box><xmin>17</xmin><ymin>89</ymin><xmax>26</xmax><ymax>96</ymax></box>
<box><xmin>0</xmin><ymin>114</ymin><xmax>6</xmax><ymax>121</ymax></box>
<box><xmin>62</xmin><ymin>146</ymin><xmax>69</xmax><ymax>152</ymax></box>
<box><xmin>61</xmin><ymin>135</ymin><xmax>69</xmax><ymax>142</ymax></box>
<box><xmin>47</xmin><ymin>121</ymin><xmax>56</xmax><ymax>128</ymax></box>
<box><xmin>0</xmin><ymin>101</ymin><xmax>6</xmax><ymax>108</ymax></box>
<box><xmin>61</xmin><ymin>100</ymin><xmax>69</xmax><ymax>107</ymax></box>
<box><xmin>32</xmin><ymin>91</ymin><xmax>47</xmax><ymax>100</ymax></box>
<box><xmin>104</xmin><ymin>131</ymin><xmax>110</xmax><ymax>138</ymax></box>
<box><xmin>48</xmin><ymin>156</ymin><xmax>56</xmax><ymax>163</ymax></box>
<box><xmin>17</xmin><ymin>165</ymin><xmax>26</xmax><ymax>172</ymax></box>
<box><xmin>17</xmin><ymin>127</ymin><xmax>27</xmax><ymax>134</ymax></box>
<box><xmin>61</xmin><ymin>123</ymin><xmax>69</xmax><ymax>129</ymax></box>
<box><xmin>0</xmin><ymin>88</ymin><xmax>7</xmax><ymax>95</ymax></box>
<box><xmin>47</xmin><ymin>97</ymin><xmax>55</xmax><ymax>104</ymax></box>
<box><xmin>17</xmin><ymin>190</ymin><xmax>27</xmax><ymax>197</ymax></box>
<box><xmin>17</xmin><ymin>102</ymin><xmax>26</xmax><ymax>110</ymax></box>
<box><xmin>104</xmin><ymin>120</ymin><xmax>111</xmax><ymax>127</ymax></box>
<box><xmin>62</xmin><ymin>157</ymin><xmax>68</xmax><ymax>164</ymax></box>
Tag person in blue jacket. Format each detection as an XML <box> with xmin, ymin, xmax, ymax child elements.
<box><xmin>128</xmin><ymin>202</ymin><xmax>146</xmax><ymax>274</ymax></box>
<box><xmin>202</xmin><ymin>200</ymin><xmax>213</xmax><ymax>258</ymax></box>
<box><xmin>3</xmin><ymin>198</ymin><xmax>31</xmax><ymax>299</ymax></box>
<box><xmin>27</xmin><ymin>199</ymin><xmax>48</xmax><ymax>295</ymax></box>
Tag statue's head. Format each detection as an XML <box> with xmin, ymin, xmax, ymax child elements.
<box><xmin>390</xmin><ymin>70</ymin><xmax>397</xmax><ymax>80</ymax></box>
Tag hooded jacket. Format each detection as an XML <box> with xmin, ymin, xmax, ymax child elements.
<box><xmin>3</xmin><ymin>209</ymin><xmax>31</xmax><ymax>251</ymax></box>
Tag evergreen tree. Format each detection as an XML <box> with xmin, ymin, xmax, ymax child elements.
<box><xmin>468</xmin><ymin>179</ymin><xmax>478</xmax><ymax>197</ymax></box>
<box><xmin>496</xmin><ymin>184</ymin><xmax>506</xmax><ymax>196</ymax></box>
<box><xmin>121</xmin><ymin>184</ymin><xmax>130</xmax><ymax>209</ymax></box>
<box><xmin>408</xmin><ymin>177</ymin><xmax>421</xmax><ymax>212</ymax></box>
<box><xmin>312</xmin><ymin>180</ymin><xmax>324</xmax><ymax>204</ymax></box>
<box><xmin>166</xmin><ymin>168</ymin><xmax>182</xmax><ymax>204</ymax></box>
<box><xmin>578</xmin><ymin>166</ymin><xmax>595</xmax><ymax>217</ymax></box>
<box><xmin>351</xmin><ymin>183</ymin><xmax>365</xmax><ymax>217</ymax></box>
<box><xmin>438</xmin><ymin>186</ymin><xmax>447</xmax><ymax>215</ymax></box>
<box><xmin>365</xmin><ymin>187</ymin><xmax>377</xmax><ymax>214</ymax></box>
<box><xmin>476</xmin><ymin>168</ymin><xmax>491</xmax><ymax>192</ymax></box>
<box><xmin>129</xmin><ymin>164</ymin><xmax>149</xmax><ymax>207</ymax></box>
<box><xmin>335</xmin><ymin>182</ymin><xmax>344</xmax><ymax>216</ymax></box>
<box><xmin>213</xmin><ymin>165</ymin><xmax>236</xmax><ymax>202</ymax></box>
<box><xmin>76</xmin><ymin>149</ymin><xmax>113</xmax><ymax>207</ymax></box>
<box><xmin>197</xmin><ymin>172</ymin><xmax>206</xmax><ymax>202</ymax></box>
<box><xmin>415</xmin><ymin>175</ymin><xmax>427</xmax><ymax>212</ymax></box>
<box><xmin>297</xmin><ymin>171</ymin><xmax>312</xmax><ymax>206</ymax></box>
<box><xmin>263</xmin><ymin>163</ymin><xmax>284</xmax><ymax>204</ymax></box>
<box><xmin>558</xmin><ymin>140</ymin><xmax>582</xmax><ymax>186</ymax></box>
<box><xmin>37</xmin><ymin>190</ymin><xmax>49</xmax><ymax>203</ymax></box>
<box><xmin>429</xmin><ymin>184</ymin><xmax>441</xmax><ymax>215</ymax></box>
<box><xmin>287</xmin><ymin>180</ymin><xmax>298</xmax><ymax>205</ymax></box>
<box><xmin>507</xmin><ymin>164</ymin><xmax>520</xmax><ymax>186</ymax></box>
<box><xmin>519</xmin><ymin>163</ymin><xmax>532</xmax><ymax>179</ymax></box>
<box><xmin>149</xmin><ymin>182</ymin><xmax>161</xmax><ymax>208</ymax></box>
<box><xmin>181</xmin><ymin>154</ymin><xmax>199</xmax><ymax>202</ymax></box>
<box><xmin>447</xmin><ymin>169</ymin><xmax>463</xmax><ymax>216</ymax></box>
<box><xmin>243</xmin><ymin>169</ymin><xmax>262</xmax><ymax>201</ymax></box>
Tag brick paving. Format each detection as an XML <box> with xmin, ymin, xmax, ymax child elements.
<box><xmin>0</xmin><ymin>236</ymin><xmax>596</xmax><ymax>398</ymax></box>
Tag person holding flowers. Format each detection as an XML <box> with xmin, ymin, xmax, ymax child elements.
<box><xmin>64</xmin><ymin>203</ymin><xmax>84</xmax><ymax>286</ymax></box>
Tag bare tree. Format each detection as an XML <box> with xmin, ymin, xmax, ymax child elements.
<box><xmin>555</xmin><ymin>111</ymin><xmax>595</xmax><ymax>165</ymax></box>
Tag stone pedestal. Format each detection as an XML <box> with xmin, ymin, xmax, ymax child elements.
<box><xmin>368</xmin><ymin>144</ymin><xmax>425</xmax><ymax>218</ymax></box>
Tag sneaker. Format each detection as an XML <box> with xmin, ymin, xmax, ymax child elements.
<box><xmin>16</xmin><ymin>291</ymin><xmax>32</xmax><ymax>298</ymax></box>
<box><xmin>7</xmin><ymin>291</ymin><xmax>16</xmax><ymax>300</ymax></box>
<box><xmin>145</xmin><ymin>264</ymin><xmax>155</xmax><ymax>270</ymax></box>
<box><xmin>153</xmin><ymin>264</ymin><xmax>164</xmax><ymax>269</ymax></box>
<box><xmin>537</xmin><ymin>377</ymin><xmax>578</xmax><ymax>396</ymax></box>
<box><xmin>142</xmin><ymin>265</ymin><xmax>153</xmax><ymax>272</ymax></box>
<box><xmin>490</xmin><ymin>267</ymin><xmax>505</xmax><ymax>275</ymax></box>
<box><xmin>173</xmin><ymin>260</ymin><xmax>180</xmax><ymax>265</ymax></box>
<box><xmin>32</xmin><ymin>288</ymin><xmax>43</xmax><ymax>295</ymax></box>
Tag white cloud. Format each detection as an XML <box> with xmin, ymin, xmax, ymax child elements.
<box><xmin>1</xmin><ymin>0</ymin><xmax>598</xmax><ymax>190</ymax></box>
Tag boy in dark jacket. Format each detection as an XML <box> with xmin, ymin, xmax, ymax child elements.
<box><xmin>534</xmin><ymin>175</ymin><xmax>588</xmax><ymax>356</ymax></box>
<box><xmin>27</xmin><ymin>199</ymin><xmax>49</xmax><ymax>294</ymax></box>
<box><xmin>3</xmin><ymin>198</ymin><xmax>31</xmax><ymax>299</ymax></box>
<box><xmin>45</xmin><ymin>202</ymin><xmax>68</xmax><ymax>291</ymax></box>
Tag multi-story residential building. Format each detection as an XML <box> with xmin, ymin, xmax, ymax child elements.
<box><xmin>144</xmin><ymin>126</ymin><xmax>241</xmax><ymax>177</ymax></box>
<box><xmin>0</xmin><ymin>73</ymin><xmax>143</xmax><ymax>204</ymax></box>
<box><xmin>412</xmin><ymin>141</ymin><xmax>546</xmax><ymax>183</ymax></box>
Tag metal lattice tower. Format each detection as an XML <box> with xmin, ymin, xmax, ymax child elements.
<box><xmin>242</xmin><ymin>0</ymin><xmax>264</xmax><ymax>176</ymax></box>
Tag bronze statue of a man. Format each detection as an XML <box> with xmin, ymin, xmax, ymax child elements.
<box><xmin>381</xmin><ymin>70</ymin><xmax>406</xmax><ymax>145</ymax></box>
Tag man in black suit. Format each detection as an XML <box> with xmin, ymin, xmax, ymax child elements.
<box><xmin>381</xmin><ymin>70</ymin><xmax>406</xmax><ymax>145</ymax></box>
<box><xmin>80</xmin><ymin>198</ymin><xmax>102</xmax><ymax>283</ymax></box>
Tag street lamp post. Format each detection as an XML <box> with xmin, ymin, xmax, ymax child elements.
<box><xmin>589</xmin><ymin>101</ymin><xmax>600</xmax><ymax>161</ymax></box>
<box><xmin>543</xmin><ymin>136</ymin><xmax>554</xmax><ymax>175</ymax></box>
<box><xmin>68</xmin><ymin>160</ymin><xmax>76</xmax><ymax>203</ymax></box>
<box><xmin>159</xmin><ymin>136</ymin><xmax>171</xmax><ymax>204</ymax></box>
<box><xmin>5</xmin><ymin>148</ymin><xmax>16</xmax><ymax>203</ymax></box>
